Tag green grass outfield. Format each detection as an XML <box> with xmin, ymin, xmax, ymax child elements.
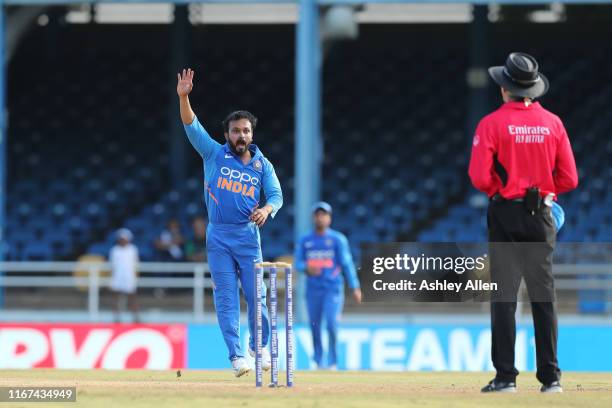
<box><xmin>1</xmin><ymin>370</ymin><xmax>611</xmax><ymax>408</ymax></box>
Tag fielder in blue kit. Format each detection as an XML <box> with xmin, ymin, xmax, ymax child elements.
<box><xmin>295</xmin><ymin>202</ymin><xmax>361</xmax><ymax>369</ymax></box>
<box><xmin>177</xmin><ymin>69</ymin><xmax>283</xmax><ymax>377</ymax></box>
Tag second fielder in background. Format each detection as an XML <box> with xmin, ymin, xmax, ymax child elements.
<box><xmin>295</xmin><ymin>202</ymin><xmax>361</xmax><ymax>370</ymax></box>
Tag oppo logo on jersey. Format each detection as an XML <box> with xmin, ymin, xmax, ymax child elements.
<box><xmin>307</xmin><ymin>249</ymin><xmax>335</xmax><ymax>259</ymax></box>
<box><xmin>220</xmin><ymin>167</ymin><xmax>260</xmax><ymax>185</ymax></box>
<box><xmin>306</xmin><ymin>249</ymin><xmax>335</xmax><ymax>269</ymax></box>
<box><xmin>216</xmin><ymin>167</ymin><xmax>259</xmax><ymax>198</ymax></box>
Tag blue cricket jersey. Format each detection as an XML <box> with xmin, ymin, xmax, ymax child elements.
<box><xmin>183</xmin><ymin>116</ymin><xmax>283</xmax><ymax>224</ymax></box>
<box><xmin>295</xmin><ymin>228</ymin><xmax>360</xmax><ymax>289</ymax></box>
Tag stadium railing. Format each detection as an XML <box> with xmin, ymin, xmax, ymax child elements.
<box><xmin>0</xmin><ymin>261</ymin><xmax>215</xmax><ymax>322</ymax></box>
<box><xmin>0</xmin><ymin>262</ymin><xmax>610</xmax><ymax>321</ymax></box>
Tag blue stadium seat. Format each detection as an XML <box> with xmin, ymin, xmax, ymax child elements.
<box><xmin>21</xmin><ymin>242</ymin><xmax>53</xmax><ymax>261</ymax></box>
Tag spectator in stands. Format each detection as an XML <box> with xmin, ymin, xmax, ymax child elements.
<box><xmin>185</xmin><ymin>216</ymin><xmax>207</xmax><ymax>262</ymax></box>
<box><xmin>469</xmin><ymin>52</ymin><xmax>578</xmax><ymax>394</ymax></box>
<box><xmin>109</xmin><ymin>228</ymin><xmax>140</xmax><ymax>323</ymax></box>
<box><xmin>295</xmin><ymin>202</ymin><xmax>361</xmax><ymax>370</ymax></box>
<box><xmin>154</xmin><ymin>218</ymin><xmax>185</xmax><ymax>262</ymax></box>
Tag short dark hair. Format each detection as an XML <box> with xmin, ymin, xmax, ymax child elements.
<box><xmin>222</xmin><ymin>110</ymin><xmax>258</xmax><ymax>133</ymax></box>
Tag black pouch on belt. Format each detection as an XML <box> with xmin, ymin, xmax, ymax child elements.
<box><xmin>525</xmin><ymin>187</ymin><xmax>541</xmax><ymax>213</ymax></box>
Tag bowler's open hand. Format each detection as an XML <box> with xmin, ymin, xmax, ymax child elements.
<box><xmin>177</xmin><ymin>68</ymin><xmax>194</xmax><ymax>97</ymax></box>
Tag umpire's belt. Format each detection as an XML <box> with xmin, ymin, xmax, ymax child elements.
<box><xmin>491</xmin><ymin>194</ymin><xmax>524</xmax><ymax>203</ymax></box>
<box><xmin>490</xmin><ymin>194</ymin><xmax>550</xmax><ymax>207</ymax></box>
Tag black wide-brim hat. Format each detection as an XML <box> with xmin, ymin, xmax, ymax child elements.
<box><xmin>488</xmin><ymin>52</ymin><xmax>549</xmax><ymax>99</ymax></box>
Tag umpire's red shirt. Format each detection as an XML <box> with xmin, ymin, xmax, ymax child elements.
<box><xmin>468</xmin><ymin>101</ymin><xmax>578</xmax><ymax>199</ymax></box>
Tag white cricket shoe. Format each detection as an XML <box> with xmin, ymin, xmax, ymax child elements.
<box><xmin>248</xmin><ymin>347</ymin><xmax>272</xmax><ymax>371</ymax></box>
<box><xmin>232</xmin><ymin>357</ymin><xmax>251</xmax><ymax>378</ymax></box>
<box><xmin>541</xmin><ymin>381</ymin><xmax>563</xmax><ymax>393</ymax></box>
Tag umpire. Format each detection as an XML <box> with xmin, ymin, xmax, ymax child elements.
<box><xmin>469</xmin><ymin>52</ymin><xmax>578</xmax><ymax>393</ymax></box>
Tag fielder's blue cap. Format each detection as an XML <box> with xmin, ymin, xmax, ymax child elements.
<box><xmin>312</xmin><ymin>201</ymin><xmax>332</xmax><ymax>214</ymax></box>
<box><xmin>551</xmin><ymin>201</ymin><xmax>565</xmax><ymax>233</ymax></box>
<box><xmin>116</xmin><ymin>228</ymin><xmax>133</xmax><ymax>242</ymax></box>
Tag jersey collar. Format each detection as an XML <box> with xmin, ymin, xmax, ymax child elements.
<box><xmin>223</xmin><ymin>143</ymin><xmax>262</xmax><ymax>166</ymax></box>
<box><xmin>501</xmin><ymin>101</ymin><xmax>543</xmax><ymax>110</ymax></box>
<box><xmin>313</xmin><ymin>227</ymin><xmax>331</xmax><ymax>236</ymax></box>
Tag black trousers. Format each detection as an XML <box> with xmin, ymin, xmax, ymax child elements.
<box><xmin>487</xmin><ymin>200</ymin><xmax>561</xmax><ymax>384</ymax></box>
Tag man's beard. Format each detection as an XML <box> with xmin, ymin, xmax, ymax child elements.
<box><xmin>229</xmin><ymin>138</ymin><xmax>250</xmax><ymax>156</ymax></box>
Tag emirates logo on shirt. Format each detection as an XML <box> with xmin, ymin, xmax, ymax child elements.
<box><xmin>508</xmin><ymin>125</ymin><xmax>550</xmax><ymax>144</ymax></box>
<box><xmin>473</xmin><ymin>135</ymin><xmax>480</xmax><ymax>146</ymax></box>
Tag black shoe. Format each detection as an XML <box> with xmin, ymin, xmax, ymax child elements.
<box><xmin>481</xmin><ymin>379</ymin><xmax>517</xmax><ymax>393</ymax></box>
<box><xmin>540</xmin><ymin>381</ymin><xmax>563</xmax><ymax>393</ymax></box>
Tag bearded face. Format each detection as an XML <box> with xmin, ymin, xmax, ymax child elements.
<box><xmin>225</xmin><ymin>118</ymin><xmax>253</xmax><ymax>156</ymax></box>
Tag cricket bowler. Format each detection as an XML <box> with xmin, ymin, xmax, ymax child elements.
<box><xmin>177</xmin><ymin>68</ymin><xmax>283</xmax><ymax>377</ymax></box>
